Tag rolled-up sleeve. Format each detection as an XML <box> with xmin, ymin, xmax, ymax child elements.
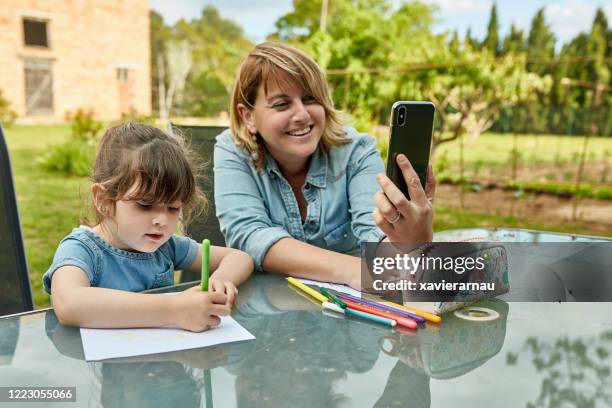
<box><xmin>214</xmin><ymin>136</ymin><xmax>292</xmax><ymax>270</ymax></box>
<box><xmin>346</xmin><ymin>134</ymin><xmax>386</xmax><ymax>243</ymax></box>
<box><xmin>43</xmin><ymin>237</ymin><xmax>97</xmax><ymax>294</ymax></box>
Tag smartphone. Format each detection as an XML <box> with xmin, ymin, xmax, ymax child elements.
<box><xmin>385</xmin><ymin>101</ymin><xmax>435</xmax><ymax>199</ymax></box>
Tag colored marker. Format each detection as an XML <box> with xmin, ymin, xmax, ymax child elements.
<box><xmin>320</xmin><ymin>288</ymin><xmax>347</xmax><ymax>309</ymax></box>
<box><xmin>287</xmin><ymin>277</ymin><xmax>329</xmax><ymax>303</ymax></box>
<box><xmin>336</xmin><ymin>293</ymin><xmax>426</xmax><ymax>325</ymax></box>
<box><xmin>345</xmin><ymin>308</ymin><xmax>396</xmax><ymax>327</ymax></box>
<box><xmin>380</xmin><ymin>301</ymin><xmax>442</xmax><ymax>324</ymax></box>
<box><xmin>201</xmin><ymin>239</ymin><xmax>210</xmax><ymax>291</ymax></box>
<box><xmin>342</xmin><ymin>299</ymin><xmax>418</xmax><ymax>330</ymax></box>
<box><xmin>322</xmin><ymin>301</ymin><xmax>345</xmax><ymax>314</ymax></box>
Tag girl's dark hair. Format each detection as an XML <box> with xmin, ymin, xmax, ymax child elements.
<box><xmin>87</xmin><ymin>122</ymin><xmax>207</xmax><ymax>227</ymax></box>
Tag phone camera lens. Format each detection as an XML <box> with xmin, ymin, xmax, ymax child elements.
<box><xmin>397</xmin><ymin>106</ymin><xmax>406</xmax><ymax>126</ymax></box>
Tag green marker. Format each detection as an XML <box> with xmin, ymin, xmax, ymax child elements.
<box><xmin>320</xmin><ymin>287</ymin><xmax>347</xmax><ymax>309</ymax></box>
<box><xmin>201</xmin><ymin>239</ymin><xmax>210</xmax><ymax>291</ymax></box>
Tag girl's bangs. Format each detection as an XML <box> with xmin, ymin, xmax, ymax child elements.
<box><xmin>120</xmin><ymin>150</ymin><xmax>194</xmax><ymax>205</ymax></box>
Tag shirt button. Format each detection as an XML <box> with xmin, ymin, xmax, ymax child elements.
<box><xmin>343</xmin><ymin>233</ymin><xmax>348</xmax><ymax>238</ymax></box>
<box><xmin>304</xmin><ymin>184</ymin><xmax>310</xmax><ymax>190</ymax></box>
<box><xmin>309</xmin><ymin>220</ymin><xmax>315</xmax><ymax>225</ymax></box>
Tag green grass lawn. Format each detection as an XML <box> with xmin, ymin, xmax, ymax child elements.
<box><xmin>435</xmin><ymin>132</ymin><xmax>611</xmax><ymax>165</ymax></box>
<box><xmin>433</xmin><ymin>132</ymin><xmax>611</xmax><ymax>185</ymax></box>
<box><xmin>4</xmin><ymin>124</ymin><xmax>611</xmax><ymax>308</ymax></box>
<box><xmin>4</xmin><ymin>125</ymin><xmax>90</xmax><ymax>307</ymax></box>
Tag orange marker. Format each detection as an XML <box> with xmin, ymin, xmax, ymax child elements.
<box><xmin>342</xmin><ymin>299</ymin><xmax>418</xmax><ymax>330</ymax></box>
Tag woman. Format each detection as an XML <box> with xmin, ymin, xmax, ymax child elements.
<box><xmin>214</xmin><ymin>42</ymin><xmax>435</xmax><ymax>289</ymax></box>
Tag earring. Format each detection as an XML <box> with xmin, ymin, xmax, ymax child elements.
<box><xmin>250</xmin><ymin>134</ymin><xmax>259</xmax><ymax>161</ymax></box>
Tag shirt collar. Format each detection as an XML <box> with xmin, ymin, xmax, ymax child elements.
<box><xmin>265</xmin><ymin>146</ymin><xmax>328</xmax><ymax>188</ymax></box>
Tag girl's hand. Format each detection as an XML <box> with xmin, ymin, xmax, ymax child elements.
<box><xmin>170</xmin><ymin>286</ymin><xmax>231</xmax><ymax>332</ymax></box>
<box><xmin>374</xmin><ymin>154</ymin><xmax>435</xmax><ymax>243</ymax></box>
<box><xmin>209</xmin><ymin>278</ymin><xmax>239</xmax><ymax>306</ymax></box>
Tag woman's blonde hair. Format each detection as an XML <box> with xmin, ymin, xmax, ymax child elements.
<box><xmin>230</xmin><ymin>41</ymin><xmax>348</xmax><ymax>170</ymax></box>
<box><xmin>86</xmin><ymin>122</ymin><xmax>207</xmax><ymax>228</ymax></box>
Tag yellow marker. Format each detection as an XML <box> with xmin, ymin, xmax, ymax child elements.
<box><xmin>286</xmin><ymin>277</ymin><xmax>329</xmax><ymax>303</ymax></box>
<box><xmin>380</xmin><ymin>301</ymin><xmax>442</xmax><ymax>324</ymax></box>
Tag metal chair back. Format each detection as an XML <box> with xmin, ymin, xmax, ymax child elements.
<box><xmin>169</xmin><ymin>124</ymin><xmax>227</xmax><ymax>283</ymax></box>
<box><xmin>0</xmin><ymin>125</ymin><xmax>34</xmax><ymax>315</ymax></box>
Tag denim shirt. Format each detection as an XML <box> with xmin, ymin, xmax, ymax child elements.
<box><xmin>43</xmin><ymin>227</ymin><xmax>198</xmax><ymax>293</ymax></box>
<box><xmin>214</xmin><ymin>127</ymin><xmax>385</xmax><ymax>271</ymax></box>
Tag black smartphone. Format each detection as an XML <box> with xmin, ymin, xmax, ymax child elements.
<box><xmin>385</xmin><ymin>101</ymin><xmax>435</xmax><ymax>199</ymax></box>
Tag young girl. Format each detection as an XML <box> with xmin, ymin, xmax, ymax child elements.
<box><xmin>214</xmin><ymin>42</ymin><xmax>435</xmax><ymax>289</ymax></box>
<box><xmin>43</xmin><ymin>123</ymin><xmax>253</xmax><ymax>332</ymax></box>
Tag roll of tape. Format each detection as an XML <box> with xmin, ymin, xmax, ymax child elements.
<box><xmin>454</xmin><ymin>307</ymin><xmax>500</xmax><ymax>322</ymax></box>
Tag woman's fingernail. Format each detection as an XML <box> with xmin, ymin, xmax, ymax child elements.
<box><xmin>411</xmin><ymin>178</ymin><xmax>418</xmax><ymax>186</ymax></box>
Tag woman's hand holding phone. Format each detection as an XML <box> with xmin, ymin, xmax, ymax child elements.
<box><xmin>373</xmin><ymin>154</ymin><xmax>436</xmax><ymax>243</ymax></box>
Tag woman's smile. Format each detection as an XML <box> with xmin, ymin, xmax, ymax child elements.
<box><xmin>286</xmin><ymin>125</ymin><xmax>313</xmax><ymax>138</ymax></box>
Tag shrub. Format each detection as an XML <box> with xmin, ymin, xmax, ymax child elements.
<box><xmin>40</xmin><ymin>108</ymin><xmax>101</xmax><ymax>176</ymax></box>
<box><xmin>0</xmin><ymin>89</ymin><xmax>17</xmax><ymax>126</ymax></box>
<box><xmin>38</xmin><ymin>140</ymin><xmax>94</xmax><ymax>177</ymax></box>
<box><xmin>66</xmin><ymin>109</ymin><xmax>103</xmax><ymax>141</ymax></box>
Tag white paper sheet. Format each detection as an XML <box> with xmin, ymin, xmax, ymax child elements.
<box><xmin>295</xmin><ymin>278</ymin><xmax>362</xmax><ymax>298</ymax></box>
<box><xmin>80</xmin><ymin>316</ymin><xmax>255</xmax><ymax>361</ymax></box>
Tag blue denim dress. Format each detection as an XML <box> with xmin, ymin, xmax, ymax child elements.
<box><xmin>214</xmin><ymin>127</ymin><xmax>385</xmax><ymax>271</ymax></box>
<box><xmin>43</xmin><ymin>227</ymin><xmax>198</xmax><ymax>293</ymax></box>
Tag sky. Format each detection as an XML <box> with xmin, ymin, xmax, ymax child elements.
<box><xmin>149</xmin><ymin>0</ymin><xmax>612</xmax><ymax>46</ymax></box>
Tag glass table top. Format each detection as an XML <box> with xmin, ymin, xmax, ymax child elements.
<box><xmin>1</xmin><ymin>228</ymin><xmax>611</xmax><ymax>407</ymax></box>
<box><xmin>1</xmin><ymin>274</ymin><xmax>611</xmax><ymax>407</ymax></box>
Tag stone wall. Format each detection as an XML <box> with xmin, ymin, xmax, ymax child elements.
<box><xmin>0</xmin><ymin>0</ymin><xmax>151</xmax><ymax>123</ymax></box>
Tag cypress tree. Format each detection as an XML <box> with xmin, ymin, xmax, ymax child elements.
<box><xmin>484</xmin><ymin>3</ymin><xmax>500</xmax><ymax>55</ymax></box>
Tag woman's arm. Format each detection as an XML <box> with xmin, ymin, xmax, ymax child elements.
<box><xmin>51</xmin><ymin>266</ymin><xmax>230</xmax><ymax>331</ymax></box>
<box><xmin>263</xmin><ymin>237</ymin><xmax>362</xmax><ymax>289</ymax></box>
<box><xmin>214</xmin><ymin>138</ymin><xmax>293</xmax><ymax>270</ymax></box>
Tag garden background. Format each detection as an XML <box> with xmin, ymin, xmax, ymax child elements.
<box><xmin>1</xmin><ymin>0</ymin><xmax>610</xmax><ymax>307</ymax></box>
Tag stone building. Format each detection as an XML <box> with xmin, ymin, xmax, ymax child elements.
<box><xmin>0</xmin><ymin>0</ymin><xmax>151</xmax><ymax>123</ymax></box>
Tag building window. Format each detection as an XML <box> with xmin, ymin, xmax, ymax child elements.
<box><xmin>24</xmin><ymin>59</ymin><xmax>53</xmax><ymax>115</ymax></box>
<box><xmin>117</xmin><ymin>68</ymin><xmax>129</xmax><ymax>81</ymax></box>
<box><xmin>23</xmin><ymin>18</ymin><xmax>49</xmax><ymax>48</ymax></box>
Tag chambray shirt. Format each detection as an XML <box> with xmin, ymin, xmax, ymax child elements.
<box><xmin>214</xmin><ymin>127</ymin><xmax>385</xmax><ymax>271</ymax></box>
<box><xmin>43</xmin><ymin>227</ymin><xmax>198</xmax><ymax>293</ymax></box>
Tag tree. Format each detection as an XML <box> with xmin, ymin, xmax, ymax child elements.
<box><xmin>502</xmin><ymin>23</ymin><xmax>525</xmax><ymax>55</ymax></box>
<box><xmin>275</xmin><ymin>0</ymin><xmax>327</xmax><ymax>41</ymax></box>
<box><xmin>422</xmin><ymin>51</ymin><xmax>551</xmax><ymax>150</ymax></box>
<box><xmin>274</xmin><ymin>0</ymin><xmax>439</xmax><ymax>127</ymax></box>
<box><xmin>483</xmin><ymin>3</ymin><xmax>500</xmax><ymax>55</ymax></box>
<box><xmin>150</xmin><ymin>11</ymin><xmax>173</xmax><ymax>116</ymax></box>
<box><xmin>584</xmin><ymin>8</ymin><xmax>609</xmax><ymax>135</ymax></box>
<box><xmin>586</xmin><ymin>8</ymin><xmax>609</xmax><ymax>85</ymax></box>
<box><xmin>173</xmin><ymin>7</ymin><xmax>252</xmax><ymax>116</ymax></box>
<box><xmin>150</xmin><ymin>6</ymin><xmax>252</xmax><ymax>118</ymax></box>
<box><xmin>164</xmin><ymin>39</ymin><xmax>192</xmax><ymax>118</ymax></box>
<box><xmin>526</xmin><ymin>8</ymin><xmax>556</xmax><ymax>74</ymax></box>
<box><xmin>449</xmin><ymin>30</ymin><xmax>460</xmax><ymax>55</ymax></box>
<box><xmin>323</xmin><ymin>0</ymin><xmax>409</xmax><ymax>124</ymax></box>
<box><xmin>464</xmin><ymin>27</ymin><xmax>478</xmax><ymax>50</ymax></box>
